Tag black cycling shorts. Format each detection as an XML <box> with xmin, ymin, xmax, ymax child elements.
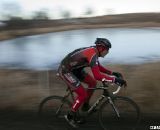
<box><xmin>71</xmin><ymin>67</ymin><xmax>87</xmax><ymax>81</ymax></box>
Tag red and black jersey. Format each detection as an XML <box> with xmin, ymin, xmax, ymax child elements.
<box><xmin>61</xmin><ymin>47</ymin><xmax>98</xmax><ymax>71</ymax></box>
<box><xmin>60</xmin><ymin>46</ymin><xmax>115</xmax><ymax>83</ymax></box>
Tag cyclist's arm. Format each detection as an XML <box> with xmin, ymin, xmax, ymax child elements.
<box><xmin>91</xmin><ymin>65</ymin><xmax>115</xmax><ymax>82</ymax></box>
<box><xmin>88</xmin><ymin>54</ymin><xmax>114</xmax><ymax>82</ymax></box>
<box><xmin>98</xmin><ymin>62</ymin><xmax>112</xmax><ymax>75</ymax></box>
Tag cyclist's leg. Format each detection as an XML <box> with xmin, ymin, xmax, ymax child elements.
<box><xmin>60</xmin><ymin>71</ymin><xmax>88</xmax><ymax>127</ymax></box>
<box><xmin>74</xmin><ymin>70</ymin><xmax>97</xmax><ymax>111</ymax></box>
<box><xmin>71</xmin><ymin>68</ymin><xmax>97</xmax><ymax>103</ymax></box>
<box><xmin>61</xmin><ymin>72</ymin><xmax>88</xmax><ymax>110</ymax></box>
<box><xmin>82</xmin><ymin>73</ymin><xmax>97</xmax><ymax>102</ymax></box>
<box><xmin>72</xmin><ymin>86</ymin><xmax>88</xmax><ymax>111</ymax></box>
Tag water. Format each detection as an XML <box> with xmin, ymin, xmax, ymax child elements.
<box><xmin>0</xmin><ymin>28</ymin><xmax>160</xmax><ymax>70</ymax></box>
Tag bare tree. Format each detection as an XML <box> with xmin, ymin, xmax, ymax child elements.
<box><xmin>85</xmin><ymin>7</ymin><xmax>94</xmax><ymax>16</ymax></box>
<box><xmin>32</xmin><ymin>10</ymin><xmax>49</xmax><ymax>20</ymax></box>
<box><xmin>61</xmin><ymin>10</ymin><xmax>71</xmax><ymax>19</ymax></box>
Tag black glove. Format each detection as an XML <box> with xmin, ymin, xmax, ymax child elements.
<box><xmin>112</xmin><ymin>72</ymin><xmax>123</xmax><ymax>78</ymax></box>
<box><xmin>115</xmin><ymin>77</ymin><xmax>127</xmax><ymax>87</ymax></box>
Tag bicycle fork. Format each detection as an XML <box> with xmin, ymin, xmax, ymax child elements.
<box><xmin>107</xmin><ymin>97</ymin><xmax>120</xmax><ymax>118</ymax></box>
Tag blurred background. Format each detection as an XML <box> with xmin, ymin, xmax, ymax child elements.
<box><xmin>0</xmin><ymin>0</ymin><xmax>160</xmax><ymax>129</ymax></box>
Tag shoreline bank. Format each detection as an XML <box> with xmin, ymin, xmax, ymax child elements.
<box><xmin>1</xmin><ymin>22</ymin><xmax>160</xmax><ymax>41</ymax></box>
<box><xmin>1</xmin><ymin>12</ymin><xmax>160</xmax><ymax>41</ymax></box>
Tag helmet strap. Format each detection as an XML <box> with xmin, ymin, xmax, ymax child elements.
<box><xmin>96</xmin><ymin>45</ymin><xmax>106</xmax><ymax>56</ymax></box>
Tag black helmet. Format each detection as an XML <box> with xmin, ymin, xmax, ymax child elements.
<box><xmin>95</xmin><ymin>38</ymin><xmax>112</xmax><ymax>48</ymax></box>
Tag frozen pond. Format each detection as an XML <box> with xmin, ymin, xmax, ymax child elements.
<box><xmin>0</xmin><ymin>28</ymin><xmax>160</xmax><ymax>70</ymax></box>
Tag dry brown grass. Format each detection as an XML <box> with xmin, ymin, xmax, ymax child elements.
<box><xmin>0</xmin><ymin>62</ymin><xmax>160</xmax><ymax>114</ymax></box>
<box><xmin>107</xmin><ymin>63</ymin><xmax>160</xmax><ymax>113</ymax></box>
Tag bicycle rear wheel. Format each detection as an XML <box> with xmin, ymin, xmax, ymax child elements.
<box><xmin>99</xmin><ymin>96</ymin><xmax>141</xmax><ymax>130</ymax></box>
<box><xmin>38</xmin><ymin>96</ymin><xmax>71</xmax><ymax>129</ymax></box>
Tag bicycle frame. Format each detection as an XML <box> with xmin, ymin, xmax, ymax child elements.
<box><xmin>62</xmin><ymin>86</ymin><xmax>75</xmax><ymax>101</ymax></box>
<box><xmin>54</xmin><ymin>87</ymin><xmax>75</xmax><ymax>116</ymax></box>
<box><xmin>39</xmin><ymin>81</ymin><xmax>140</xmax><ymax>130</ymax></box>
<box><xmin>87</xmin><ymin>94</ymin><xmax>105</xmax><ymax>114</ymax></box>
<box><xmin>87</xmin><ymin>85</ymin><xmax>119</xmax><ymax>116</ymax></box>
<box><xmin>60</xmin><ymin>82</ymin><xmax>122</xmax><ymax>118</ymax></box>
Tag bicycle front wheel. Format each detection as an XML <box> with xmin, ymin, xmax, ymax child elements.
<box><xmin>99</xmin><ymin>96</ymin><xmax>141</xmax><ymax>130</ymax></box>
<box><xmin>38</xmin><ymin>96</ymin><xmax>71</xmax><ymax>128</ymax></box>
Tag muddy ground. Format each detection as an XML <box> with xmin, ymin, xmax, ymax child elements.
<box><xmin>0</xmin><ymin>62</ymin><xmax>160</xmax><ymax>129</ymax></box>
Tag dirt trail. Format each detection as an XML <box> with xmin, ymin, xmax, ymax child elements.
<box><xmin>0</xmin><ymin>62</ymin><xmax>160</xmax><ymax>129</ymax></box>
<box><xmin>0</xmin><ymin>110</ymin><xmax>159</xmax><ymax>130</ymax></box>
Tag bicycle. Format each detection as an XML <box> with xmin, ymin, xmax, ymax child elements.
<box><xmin>38</xmin><ymin>77</ymin><xmax>141</xmax><ymax>130</ymax></box>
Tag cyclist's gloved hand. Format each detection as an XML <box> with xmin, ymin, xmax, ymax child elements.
<box><xmin>115</xmin><ymin>77</ymin><xmax>127</xmax><ymax>87</ymax></box>
<box><xmin>112</xmin><ymin>72</ymin><xmax>123</xmax><ymax>78</ymax></box>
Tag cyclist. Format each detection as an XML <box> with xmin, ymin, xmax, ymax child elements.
<box><xmin>58</xmin><ymin>38</ymin><xmax>127</xmax><ymax>127</ymax></box>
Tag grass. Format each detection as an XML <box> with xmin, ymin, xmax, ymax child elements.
<box><xmin>0</xmin><ymin>62</ymin><xmax>160</xmax><ymax>114</ymax></box>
